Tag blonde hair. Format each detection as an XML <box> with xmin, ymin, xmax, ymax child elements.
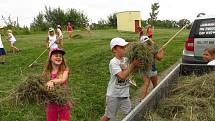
<box><xmin>204</xmin><ymin>48</ymin><xmax>215</xmax><ymax>57</ymax></box>
<box><xmin>7</xmin><ymin>29</ymin><xmax>12</xmax><ymax>33</ymax></box>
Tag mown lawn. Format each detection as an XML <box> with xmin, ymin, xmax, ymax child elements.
<box><xmin>0</xmin><ymin>29</ymin><xmax>189</xmax><ymax>121</ymax></box>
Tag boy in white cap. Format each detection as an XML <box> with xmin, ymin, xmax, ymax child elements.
<box><xmin>139</xmin><ymin>36</ymin><xmax>164</xmax><ymax>100</ymax></box>
<box><xmin>100</xmin><ymin>37</ymin><xmax>140</xmax><ymax>121</ymax></box>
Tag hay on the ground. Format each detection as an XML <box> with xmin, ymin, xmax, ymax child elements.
<box><xmin>144</xmin><ymin>71</ymin><xmax>215</xmax><ymax>121</ymax></box>
<box><xmin>72</xmin><ymin>34</ymin><xmax>82</xmax><ymax>39</ymax></box>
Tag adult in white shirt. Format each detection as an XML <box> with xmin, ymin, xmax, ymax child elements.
<box><xmin>202</xmin><ymin>48</ymin><xmax>215</xmax><ymax>65</ymax></box>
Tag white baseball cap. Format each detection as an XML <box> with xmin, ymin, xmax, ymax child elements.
<box><xmin>110</xmin><ymin>37</ymin><xmax>128</xmax><ymax>50</ymax></box>
<box><xmin>140</xmin><ymin>36</ymin><xmax>149</xmax><ymax>43</ymax></box>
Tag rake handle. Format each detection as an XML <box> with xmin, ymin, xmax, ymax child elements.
<box><xmin>162</xmin><ymin>24</ymin><xmax>188</xmax><ymax>49</ymax></box>
<box><xmin>28</xmin><ymin>34</ymin><xmax>63</xmax><ymax>67</ymax></box>
<box><xmin>28</xmin><ymin>48</ymin><xmax>49</xmax><ymax>67</ymax></box>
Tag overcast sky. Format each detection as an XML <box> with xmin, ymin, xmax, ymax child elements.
<box><xmin>0</xmin><ymin>0</ymin><xmax>214</xmax><ymax>27</ymax></box>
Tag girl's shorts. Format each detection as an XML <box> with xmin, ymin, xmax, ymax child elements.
<box><xmin>0</xmin><ymin>48</ymin><xmax>6</xmax><ymax>56</ymax></box>
<box><xmin>46</xmin><ymin>102</ymin><xmax>71</xmax><ymax>121</ymax></box>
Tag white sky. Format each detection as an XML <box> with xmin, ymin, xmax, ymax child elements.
<box><xmin>0</xmin><ymin>0</ymin><xmax>214</xmax><ymax>27</ymax></box>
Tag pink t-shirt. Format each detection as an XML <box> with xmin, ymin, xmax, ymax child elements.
<box><xmin>51</xmin><ymin>73</ymin><xmax>67</xmax><ymax>87</ymax></box>
<box><xmin>67</xmin><ymin>25</ymin><xmax>72</xmax><ymax>32</ymax></box>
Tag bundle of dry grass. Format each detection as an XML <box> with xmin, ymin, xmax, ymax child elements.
<box><xmin>0</xmin><ymin>74</ymin><xmax>71</xmax><ymax>106</ymax></box>
<box><xmin>125</xmin><ymin>42</ymin><xmax>153</xmax><ymax>74</ymax></box>
<box><xmin>144</xmin><ymin>71</ymin><xmax>215</xmax><ymax>121</ymax></box>
<box><xmin>72</xmin><ymin>34</ymin><xmax>83</xmax><ymax>39</ymax></box>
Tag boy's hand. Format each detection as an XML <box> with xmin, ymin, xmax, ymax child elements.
<box><xmin>131</xmin><ymin>58</ymin><xmax>142</xmax><ymax>68</ymax></box>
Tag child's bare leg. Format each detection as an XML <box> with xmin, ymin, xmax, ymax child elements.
<box><xmin>1</xmin><ymin>55</ymin><xmax>5</xmax><ymax>62</ymax></box>
<box><xmin>100</xmin><ymin>115</ymin><xmax>109</xmax><ymax>121</ymax></box>
<box><xmin>140</xmin><ymin>75</ymin><xmax>150</xmax><ymax>100</ymax></box>
<box><xmin>150</xmin><ymin>75</ymin><xmax>158</xmax><ymax>88</ymax></box>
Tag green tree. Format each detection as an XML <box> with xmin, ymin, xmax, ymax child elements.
<box><xmin>149</xmin><ymin>2</ymin><xmax>160</xmax><ymax>25</ymax></box>
<box><xmin>178</xmin><ymin>19</ymin><xmax>191</xmax><ymax>27</ymax></box>
<box><xmin>30</xmin><ymin>12</ymin><xmax>48</xmax><ymax>31</ymax></box>
<box><xmin>107</xmin><ymin>13</ymin><xmax>117</xmax><ymax>28</ymax></box>
<box><xmin>44</xmin><ymin>6</ymin><xmax>66</xmax><ymax>27</ymax></box>
<box><xmin>30</xmin><ymin>7</ymin><xmax>89</xmax><ymax>31</ymax></box>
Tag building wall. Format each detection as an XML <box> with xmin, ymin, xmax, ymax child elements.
<box><xmin>116</xmin><ymin>11</ymin><xmax>141</xmax><ymax>32</ymax></box>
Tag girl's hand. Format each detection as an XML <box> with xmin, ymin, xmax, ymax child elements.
<box><xmin>46</xmin><ymin>81</ymin><xmax>54</xmax><ymax>90</ymax></box>
<box><xmin>68</xmin><ymin>100</ymin><xmax>74</xmax><ymax>109</ymax></box>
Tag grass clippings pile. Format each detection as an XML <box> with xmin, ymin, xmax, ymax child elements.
<box><xmin>125</xmin><ymin>42</ymin><xmax>153</xmax><ymax>74</ymax></box>
<box><xmin>144</xmin><ymin>71</ymin><xmax>215</xmax><ymax>121</ymax></box>
<box><xmin>0</xmin><ymin>74</ymin><xmax>71</xmax><ymax>106</ymax></box>
<box><xmin>72</xmin><ymin>34</ymin><xmax>83</xmax><ymax>39</ymax></box>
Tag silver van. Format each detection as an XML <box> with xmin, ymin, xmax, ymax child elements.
<box><xmin>182</xmin><ymin>14</ymin><xmax>215</xmax><ymax>64</ymax></box>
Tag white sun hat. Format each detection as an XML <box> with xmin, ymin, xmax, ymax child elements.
<box><xmin>110</xmin><ymin>37</ymin><xmax>128</xmax><ymax>50</ymax></box>
<box><xmin>140</xmin><ymin>36</ymin><xmax>150</xmax><ymax>43</ymax></box>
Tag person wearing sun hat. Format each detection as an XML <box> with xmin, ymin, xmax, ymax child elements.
<box><xmin>139</xmin><ymin>35</ymin><xmax>164</xmax><ymax>100</ymax></box>
<box><xmin>7</xmin><ymin>29</ymin><xmax>21</xmax><ymax>53</ymax></box>
<box><xmin>46</xmin><ymin>27</ymin><xmax>59</xmax><ymax>50</ymax></box>
<box><xmin>100</xmin><ymin>37</ymin><xmax>141</xmax><ymax>121</ymax></box>
<box><xmin>48</xmin><ymin>48</ymin><xmax>65</xmax><ymax>59</ymax></box>
<box><xmin>56</xmin><ymin>25</ymin><xmax>63</xmax><ymax>48</ymax></box>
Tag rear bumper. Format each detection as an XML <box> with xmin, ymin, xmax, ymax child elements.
<box><xmin>182</xmin><ymin>55</ymin><xmax>206</xmax><ymax>64</ymax></box>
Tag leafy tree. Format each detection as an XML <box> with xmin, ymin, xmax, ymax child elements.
<box><xmin>149</xmin><ymin>2</ymin><xmax>160</xmax><ymax>25</ymax></box>
<box><xmin>107</xmin><ymin>13</ymin><xmax>117</xmax><ymax>28</ymax></box>
<box><xmin>178</xmin><ymin>19</ymin><xmax>191</xmax><ymax>27</ymax></box>
<box><xmin>44</xmin><ymin>6</ymin><xmax>66</xmax><ymax>27</ymax></box>
<box><xmin>30</xmin><ymin>7</ymin><xmax>89</xmax><ymax>31</ymax></box>
<box><xmin>30</xmin><ymin>12</ymin><xmax>48</xmax><ymax>31</ymax></box>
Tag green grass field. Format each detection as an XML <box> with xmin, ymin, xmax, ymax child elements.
<box><xmin>0</xmin><ymin>29</ymin><xmax>189</xmax><ymax>121</ymax></box>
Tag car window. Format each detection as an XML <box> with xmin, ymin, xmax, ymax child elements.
<box><xmin>193</xmin><ymin>18</ymin><xmax>215</xmax><ymax>38</ymax></box>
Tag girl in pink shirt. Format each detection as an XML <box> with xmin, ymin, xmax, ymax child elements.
<box><xmin>67</xmin><ymin>22</ymin><xmax>73</xmax><ymax>39</ymax></box>
<box><xmin>43</xmin><ymin>48</ymin><xmax>73</xmax><ymax>121</ymax></box>
<box><xmin>147</xmin><ymin>24</ymin><xmax>153</xmax><ymax>39</ymax></box>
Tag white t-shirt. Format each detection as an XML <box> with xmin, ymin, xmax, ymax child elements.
<box><xmin>56</xmin><ymin>28</ymin><xmax>63</xmax><ymax>39</ymax></box>
<box><xmin>207</xmin><ymin>60</ymin><xmax>215</xmax><ymax>65</ymax></box>
<box><xmin>0</xmin><ymin>34</ymin><xmax>4</xmax><ymax>48</ymax></box>
<box><xmin>8</xmin><ymin>33</ymin><xmax>16</xmax><ymax>42</ymax></box>
<box><xmin>48</xmin><ymin>35</ymin><xmax>58</xmax><ymax>49</ymax></box>
<box><xmin>106</xmin><ymin>57</ymin><xmax>130</xmax><ymax>97</ymax></box>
